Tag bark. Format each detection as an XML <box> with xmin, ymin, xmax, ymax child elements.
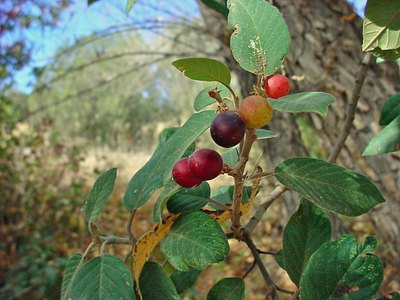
<box><xmin>197</xmin><ymin>0</ymin><xmax>400</xmax><ymax>267</ymax></box>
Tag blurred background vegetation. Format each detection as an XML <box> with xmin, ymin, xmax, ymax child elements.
<box><xmin>1</xmin><ymin>0</ymin><xmax>399</xmax><ymax>299</ymax></box>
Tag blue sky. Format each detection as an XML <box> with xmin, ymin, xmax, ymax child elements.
<box><xmin>13</xmin><ymin>0</ymin><xmax>367</xmax><ymax>93</ymax></box>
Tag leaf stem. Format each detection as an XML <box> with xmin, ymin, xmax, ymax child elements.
<box><xmin>207</xmin><ymin>198</ymin><xmax>232</xmax><ymax>211</ymax></box>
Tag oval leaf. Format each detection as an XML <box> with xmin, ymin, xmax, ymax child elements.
<box><xmin>380</xmin><ymin>93</ymin><xmax>400</xmax><ymax>125</ymax></box>
<box><xmin>209</xmin><ymin>185</ymin><xmax>252</xmax><ymax>209</ymax></box>
<box><xmin>71</xmin><ymin>255</ymin><xmax>135</xmax><ymax>300</ymax></box>
<box><xmin>201</xmin><ymin>0</ymin><xmax>229</xmax><ymax>18</ymax></box>
<box><xmin>61</xmin><ymin>253</ymin><xmax>82</xmax><ymax>300</ymax></box>
<box><xmin>269</xmin><ymin>92</ymin><xmax>335</xmax><ymax>116</ymax></box>
<box><xmin>274</xmin><ymin>157</ymin><xmax>385</xmax><ymax>216</ymax></box>
<box><xmin>139</xmin><ymin>262</ymin><xmax>180</xmax><ymax>300</ymax></box>
<box><xmin>227</xmin><ymin>0</ymin><xmax>290</xmax><ymax>75</ymax></box>
<box><xmin>172</xmin><ymin>58</ymin><xmax>231</xmax><ymax>87</ymax></box>
<box><xmin>255</xmin><ymin>129</ymin><xmax>278</xmax><ymax>140</ymax></box>
<box><xmin>363</xmin><ymin>115</ymin><xmax>400</xmax><ymax>156</ymax></box>
<box><xmin>167</xmin><ymin>182</ymin><xmax>211</xmax><ymax>214</ymax></box>
<box><xmin>160</xmin><ymin>211</ymin><xmax>229</xmax><ymax>271</ymax></box>
<box><xmin>171</xmin><ymin>269</ymin><xmax>202</xmax><ymax>294</ymax></box>
<box><xmin>125</xmin><ymin>0</ymin><xmax>138</xmax><ymax>15</ymax></box>
<box><xmin>207</xmin><ymin>277</ymin><xmax>245</xmax><ymax>300</ymax></box>
<box><xmin>194</xmin><ymin>84</ymin><xmax>231</xmax><ymax>111</ymax></box>
<box><xmin>300</xmin><ymin>235</ymin><xmax>384</xmax><ymax>300</ymax></box>
<box><xmin>282</xmin><ymin>199</ymin><xmax>331</xmax><ymax>286</ymax></box>
<box><xmin>362</xmin><ymin>0</ymin><xmax>400</xmax><ymax>52</ymax></box>
<box><xmin>123</xmin><ymin>110</ymin><xmax>216</xmax><ymax>211</ymax></box>
<box><xmin>153</xmin><ymin>180</ymin><xmax>181</xmax><ymax>223</ymax></box>
<box><xmin>83</xmin><ymin>168</ymin><xmax>117</xmax><ymax>222</ymax></box>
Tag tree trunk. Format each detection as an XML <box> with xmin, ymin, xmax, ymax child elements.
<box><xmin>198</xmin><ymin>0</ymin><xmax>400</xmax><ymax>272</ymax></box>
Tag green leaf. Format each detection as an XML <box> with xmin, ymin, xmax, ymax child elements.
<box><xmin>201</xmin><ymin>0</ymin><xmax>228</xmax><ymax>18</ymax></box>
<box><xmin>274</xmin><ymin>250</ymin><xmax>285</xmax><ymax>270</ymax></box>
<box><xmin>371</xmin><ymin>47</ymin><xmax>400</xmax><ymax>61</ymax></box>
<box><xmin>221</xmin><ymin>148</ymin><xmax>239</xmax><ymax>168</ymax></box>
<box><xmin>207</xmin><ymin>277</ymin><xmax>245</xmax><ymax>300</ymax></box>
<box><xmin>167</xmin><ymin>182</ymin><xmax>210</xmax><ymax>214</ymax></box>
<box><xmin>83</xmin><ymin>168</ymin><xmax>117</xmax><ymax>222</ymax></box>
<box><xmin>153</xmin><ymin>180</ymin><xmax>181</xmax><ymax>223</ymax></box>
<box><xmin>125</xmin><ymin>0</ymin><xmax>138</xmax><ymax>15</ymax></box>
<box><xmin>269</xmin><ymin>92</ymin><xmax>335</xmax><ymax>116</ymax></box>
<box><xmin>160</xmin><ymin>211</ymin><xmax>229</xmax><ymax>271</ymax></box>
<box><xmin>209</xmin><ymin>185</ymin><xmax>251</xmax><ymax>209</ymax></box>
<box><xmin>255</xmin><ymin>129</ymin><xmax>278</xmax><ymax>140</ymax></box>
<box><xmin>124</xmin><ymin>110</ymin><xmax>216</xmax><ymax>211</ymax></box>
<box><xmin>157</xmin><ymin>127</ymin><xmax>195</xmax><ymax>158</ymax></box>
<box><xmin>61</xmin><ymin>253</ymin><xmax>82</xmax><ymax>300</ymax></box>
<box><xmin>172</xmin><ymin>58</ymin><xmax>231</xmax><ymax>87</ymax></box>
<box><xmin>380</xmin><ymin>93</ymin><xmax>400</xmax><ymax>125</ymax></box>
<box><xmin>362</xmin><ymin>0</ymin><xmax>400</xmax><ymax>52</ymax></box>
<box><xmin>227</xmin><ymin>0</ymin><xmax>290</xmax><ymax>75</ymax></box>
<box><xmin>71</xmin><ymin>255</ymin><xmax>135</xmax><ymax>300</ymax></box>
<box><xmin>274</xmin><ymin>157</ymin><xmax>385</xmax><ymax>216</ymax></box>
<box><xmin>88</xmin><ymin>0</ymin><xmax>99</xmax><ymax>5</ymax></box>
<box><xmin>194</xmin><ymin>84</ymin><xmax>231</xmax><ymax>111</ymax></box>
<box><xmin>171</xmin><ymin>269</ymin><xmax>202</xmax><ymax>294</ymax></box>
<box><xmin>282</xmin><ymin>199</ymin><xmax>331</xmax><ymax>286</ymax></box>
<box><xmin>363</xmin><ymin>115</ymin><xmax>400</xmax><ymax>156</ymax></box>
<box><xmin>300</xmin><ymin>235</ymin><xmax>384</xmax><ymax>300</ymax></box>
<box><xmin>139</xmin><ymin>262</ymin><xmax>180</xmax><ymax>300</ymax></box>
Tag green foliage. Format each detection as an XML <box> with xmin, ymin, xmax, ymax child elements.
<box><xmin>380</xmin><ymin>93</ymin><xmax>400</xmax><ymax>125</ymax></box>
<box><xmin>124</xmin><ymin>110</ymin><xmax>216</xmax><ymax>211</ymax></box>
<box><xmin>363</xmin><ymin>115</ymin><xmax>400</xmax><ymax>156</ymax></box>
<box><xmin>209</xmin><ymin>185</ymin><xmax>252</xmax><ymax>208</ymax></box>
<box><xmin>167</xmin><ymin>182</ymin><xmax>211</xmax><ymax>214</ymax></box>
<box><xmin>269</xmin><ymin>92</ymin><xmax>335</xmax><ymax>115</ymax></box>
<box><xmin>282</xmin><ymin>199</ymin><xmax>331</xmax><ymax>286</ymax></box>
<box><xmin>227</xmin><ymin>0</ymin><xmax>290</xmax><ymax>75</ymax></box>
<box><xmin>71</xmin><ymin>255</ymin><xmax>135</xmax><ymax>299</ymax></box>
<box><xmin>255</xmin><ymin>128</ymin><xmax>278</xmax><ymax>140</ymax></box>
<box><xmin>83</xmin><ymin>168</ymin><xmax>117</xmax><ymax>222</ymax></box>
<box><xmin>362</xmin><ymin>0</ymin><xmax>400</xmax><ymax>54</ymax></box>
<box><xmin>160</xmin><ymin>212</ymin><xmax>229</xmax><ymax>271</ymax></box>
<box><xmin>207</xmin><ymin>277</ymin><xmax>245</xmax><ymax>300</ymax></box>
<box><xmin>200</xmin><ymin>0</ymin><xmax>229</xmax><ymax>18</ymax></box>
<box><xmin>60</xmin><ymin>253</ymin><xmax>82</xmax><ymax>300</ymax></box>
<box><xmin>139</xmin><ymin>262</ymin><xmax>180</xmax><ymax>300</ymax></box>
<box><xmin>125</xmin><ymin>0</ymin><xmax>139</xmax><ymax>15</ymax></box>
<box><xmin>172</xmin><ymin>58</ymin><xmax>232</xmax><ymax>88</ymax></box>
<box><xmin>275</xmin><ymin>157</ymin><xmax>385</xmax><ymax>216</ymax></box>
<box><xmin>300</xmin><ymin>235</ymin><xmax>384</xmax><ymax>299</ymax></box>
<box><xmin>194</xmin><ymin>84</ymin><xmax>231</xmax><ymax>111</ymax></box>
<box><xmin>171</xmin><ymin>269</ymin><xmax>202</xmax><ymax>294</ymax></box>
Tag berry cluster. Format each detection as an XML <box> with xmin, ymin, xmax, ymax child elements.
<box><xmin>172</xmin><ymin>74</ymin><xmax>289</xmax><ymax>188</ymax></box>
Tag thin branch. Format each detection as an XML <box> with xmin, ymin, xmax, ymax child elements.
<box><xmin>82</xmin><ymin>240</ymin><xmax>97</xmax><ymax>259</ymax></box>
<box><xmin>244</xmin><ymin>185</ymin><xmax>287</xmax><ymax>233</ymax></box>
<box><xmin>124</xmin><ymin>211</ymin><xmax>137</xmax><ymax>263</ymax></box>
<box><xmin>242</xmin><ymin>259</ymin><xmax>257</xmax><ymax>279</ymax></box>
<box><xmin>328</xmin><ymin>52</ymin><xmax>372</xmax><ymax>163</ymax></box>
<box><xmin>208</xmin><ymin>198</ymin><xmax>232</xmax><ymax>211</ymax></box>
<box><xmin>276</xmin><ymin>286</ymin><xmax>295</xmax><ymax>295</ymax></box>
<box><xmin>242</xmin><ymin>229</ymin><xmax>279</xmax><ymax>300</ymax></box>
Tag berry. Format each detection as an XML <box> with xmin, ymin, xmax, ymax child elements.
<box><xmin>188</xmin><ymin>149</ymin><xmax>223</xmax><ymax>181</ymax></box>
<box><xmin>210</xmin><ymin>112</ymin><xmax>246</xmax><ymax>148</ymax></box>
<box><xmin>238</xmin><ymin>95</ymin><xmax>273</xmax><ymax>128</ymax></box>
<box><xmin>172</xmin><ymin>157</ymin><xmax>202</xmax><ymax>188</ymax></box>
<box><xmin>264</xmin><ymin>74</ymin><xmax>290</xmax><ymax>99</ymax></box>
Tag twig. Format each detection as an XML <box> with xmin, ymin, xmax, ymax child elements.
<box><xmin>258</xmin><ymin>249</ymin><xmax>277</xmax><ymax>256</ymax></box>
<box><xmin>244</xmin><ymin>185</ymin><xmax>287</xmax><ymax>233</ymax></box>
<box><xmin>231</xmin><ymin>128</ymin><xmax>257</xmax><ymax>234</ymax></box>
<box><xmin>124</xmin><ymin>211</ymin><xmax>137</xmax><ymax>263</ymax></box>
<box><xmin>242</xmin><ymin>229</ymin><xmax>279</xmax><ymax>300</ymax></box>
<box><xmin>207</xmin><ymin>198</ymin><xmax>232</xmax><ymax>211</ymax></box>
<box><xmin>328</xmin><ymin>52</ymin><xmax>372</xmax><ymax>163</ymax></box>
<box><xmin>242</xmin><ymin>259</ymin><xmax>257</xmax><ymax>279</ymax></box>
<box><xmin>82</xmin><ymin>240</ymin><xmax>97</xmax><ymax>259</ymax></box>
<box><xmin>276</xmin><ymin>285</ymin><xmax>295</xmax><ymax>295</ymax></box>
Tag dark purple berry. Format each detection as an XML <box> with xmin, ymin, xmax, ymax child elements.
<box><xmin>210</xmin><ymin>112</ymin><xmax>245</xmax><ymax>148</ymax></box>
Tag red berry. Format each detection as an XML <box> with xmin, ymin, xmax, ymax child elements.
<box><xmin>172</xmin><ymin>157</ymin><xmax>202</xmax><ymax>188</ymax></box>
<box><xmin>264</xmin><ymin>74</ymin><xmax>290</xmax><ymax>99</ymax></box>
<box><xmin>210</xmin><ymin>112</ymin><xmax>245</xmax><ymax>148</ymax></box>
<box><xmin>188</xmin><ymin>149</ymin><xmax>223</xmax><ymax>181</ymax></box>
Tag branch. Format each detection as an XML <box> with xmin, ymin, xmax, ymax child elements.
<box><xmin>242</xmin><ymin>229</ymin><xmax>279</xmax><ymax>300</ymax></box>
<box><xmin>244</xmin><ymin>185</ymin><xmax>287</xmax><ymax>233</ymax></box>
<box><xmin>328</xmin><ymin>52</ymin><xmax>372</xmax><ymax>163</ymax></box>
